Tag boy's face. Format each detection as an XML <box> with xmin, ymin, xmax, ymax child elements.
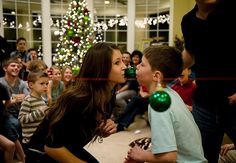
<box><xmin>178</xmin><ymin>68</ymin><xmax>190</xmax><ymax>85</ymax></box>
<box><xmin>136</xmin><ymin>56</ymin><xmax>153</xmax><ymax>87</ymax></box>
<box><xmin>17</xmin><ymin>40</ymin><xmax>27</xmax><ymax>52</ymax></box>
<box><xmin>29</xmin><ymin>77</ymin><xmax>49</xmax><ymax>96</ymax></box>
<box><xmin>29</xmin><ymin>50</ymin><xmax>38</xmax><ymax>60</ymax></box>
<box><xmin>4</xmin><ymin>62</ymin><xmax>21</xmax><ymax>77</ymax></box>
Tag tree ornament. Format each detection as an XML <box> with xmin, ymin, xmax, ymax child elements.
<box><xmin>84</xmin><ymin>8</ymin><xmax>89</xmax><ymax>14</ymax></box>
<box><xmin>125</xmin><ymin>67</ymin><xmax>136</xmax><ymax>78</ymax></box>
<box><xmin>67</xmin><ymin>29</ymin><xmax>74</xmax><ymax>37</ymax></box>
<box><xmin>87</xmin><ymin>44</ymin><xmax>92</xmax><ymax>49</ymax></box>
<box><xmin>72</xmin><ymin>37</ymin><xmax>81</xmax><ymax>44</ymax></box>
<box><xmin>84</xmin><ymin>16</ymin><xmax>89</xmax><ymax>23</ymax></box>
<box><xmin>72</xmin><ymin>67</ymin><xmax>80</xmax><ymax>76</ymax></box>
<box><xmin>67</xmin><ymin>20</ymin><xmax>71</xmax><ymax>26</ymax></box>
<box><xmin>149</xmin><ymin>81</ymin><xmax>171</xmax><ymax>112</ymax></box>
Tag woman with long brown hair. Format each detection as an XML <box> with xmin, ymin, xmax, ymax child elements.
<box><xmin>61</xmin><ymin>65</ymin><xmax>73</xmax><ymax>89</ymax></box>
<box><xmin>29</xmin><ymin>42</ymin><xmax>126</xmax><ymax>163</ymax></box>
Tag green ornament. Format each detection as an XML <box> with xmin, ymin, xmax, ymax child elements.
<box><xmin>87</xmin><ymin>44</ymin><xmax>92</xmax><ymax>49</ymax></box>
<box><xmin>125</xmin><ymin>67</ymin><xmax>136</xmax><ymax>78</ymax></box>
<box><xmin>84</xmin><ymin>16</ymin><xmax>89</xmax><ymax>23</ymax></box>
<box><xmin>149</xmin><ymin>90</ymin><xmax>171</xmax><ymax>112</ymax></box>
<box><xmin>72</xmin><ymin>67</ymin><xmax>80</xmax><ymax>76</ymax></box>
<box><xmin>67</xmin><ymin>29</ymin><xmax>74</xmax><ymax>37</ymax></box>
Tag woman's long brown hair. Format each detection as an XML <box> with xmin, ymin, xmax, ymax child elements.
<box><xmin>46</xmin><ymin>42</ymin><xmax>120</xmax><ymax>141</ymax></box>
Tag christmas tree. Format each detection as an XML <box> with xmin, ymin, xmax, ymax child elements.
<box><xmin>54</xmin><ymin>0</ymin><xmax>96</xmax><ymax>74</ymax></box>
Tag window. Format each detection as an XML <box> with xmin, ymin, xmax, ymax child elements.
<box><xmin>3</xmin><ymin>0</ymin><xmax>42</xmax><ymax>55</ymax></box>
<box><xmin>94</xmin><ymin>0</ymin><xmax>128</xmax><ymax>52</ymax></box>
<box><xmin>135</xmin><ymin>0</ymin><xmax>170</xmax><ymax>50</ymax></box>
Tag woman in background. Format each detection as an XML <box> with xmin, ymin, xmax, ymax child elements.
<box><xmin>61</xmin><ymin>66</ymin><xmax>73</xmax><ymax>89</ymax></box>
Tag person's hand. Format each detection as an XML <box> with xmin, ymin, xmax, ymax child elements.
<box><xmin>126</xmin><ymin>145</ymin><xmax>145</xmax><ymax>162</ymax></box>
<box><xmin>220</xmin><ymin>144</ymin><xmax>235</xmax><ymax>156</ymax></box>
<box><xmin>12</xmin><ymin>93</ymin><xmax>25</xmax><ymax>103</ymax></box>
<box><xmin>228</xmin><ymin>93</ymin><xmax>236</xmax><ymax>105</ymax></box>
<box><xmin>99</xmin><ymin>119</ymin><xmax>117</xmax><ymax>137</ymax></box>
<box><xmin>41</xmin><ymin>106</ymin><xmax>50</xmax><ymax>113</ymax></box>
<box><xmin>124</xmin><ymin>156</ymin><xmax>143</xmax><ymax>163</ymax></box>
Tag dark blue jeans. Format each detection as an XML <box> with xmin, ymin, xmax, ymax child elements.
<box><xmin>1</xmin><ymin>114</ymin><xmax>20</xmax><ymax>141</ymax></box>
<box><xmin>192</xmin><ymin>102</ymin><xmax>236</xmax><ymax>163</ymax></box>
<box><xmin>117</xmin><ymin>96</ymin><xmax>148</xmax><ymax>128</ymax></box>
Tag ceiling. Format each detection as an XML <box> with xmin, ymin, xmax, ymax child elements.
<box><xmin>2</xmin><ymin>0</ymin><xmax>170</xmax><ymax>16</ymax></box>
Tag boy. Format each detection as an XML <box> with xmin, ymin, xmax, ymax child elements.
<box><xmin>171</xmin><ymin>68</ymin><xmax>196</xmax><ymax>111</ymax></box>
<box><xmin>18</xmin><ymin>71</ymin><xmax>49</xmax><ymax>145</ymax></box>
<box><xmin>125</xmin><ymin>45</ymin><xmax>207</xmax><ymax>163</ymax></box>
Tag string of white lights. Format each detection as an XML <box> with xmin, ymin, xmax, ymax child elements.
<box><xmin>2</xmin><ymin>14</ymin><xmax>169</xmax><ymax>33</ymax></box>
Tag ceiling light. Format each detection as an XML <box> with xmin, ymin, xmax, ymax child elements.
<box><xmin>104</xmin><ymin>1</ymin><xmax>110</xmax><ymax>5</ymax></box>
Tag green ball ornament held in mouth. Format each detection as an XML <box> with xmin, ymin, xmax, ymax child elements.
<box><xmin>124</xmin><ymin>67</ymin><xmax>136</xmax><ymax>78</ymax></box>
<box><xmin>149</xmin><ymin>82</ymin><xmax>171</xmax><ymax>112</ymax></box>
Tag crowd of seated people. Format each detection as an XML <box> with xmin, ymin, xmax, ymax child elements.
<box><xmin>0</xmin><ymin>37</ymin><xmax>75</xmax><ymax>163</ymax></box>
<box><xmin>1</xmin><ymin>36</ymin><xmax>234</xmax><ymax>163</ymax></box>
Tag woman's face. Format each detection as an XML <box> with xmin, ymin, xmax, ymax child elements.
<box><xmin>132</xmin><ymin>54</ymin><xmax>141</xmax><ymax>66</ymax></box>
<box><xmin>52</xmin><ymin>69</ymin><xmax>62</xmax><ymax>81</ymax></box>
<box><xmin>63</xmin><ymin>68</ymin><xmax>73</xmax><ymax>82</ymax></box>
<box><xmin>136</xmin><ymin>56</ymin><xmax>153</xmax><ymax>87</ymax></box>
<box><xmin>108</xmin><ymin>49</ymin><xmax>126</xmax><ymax>84</ymax></box>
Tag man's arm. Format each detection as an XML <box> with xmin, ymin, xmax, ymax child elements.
<box><xmin>182</xmin><ymin>49</ymin><xmax>195</xmax><ymax>69</ymax></box>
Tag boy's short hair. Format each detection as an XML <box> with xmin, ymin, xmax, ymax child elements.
<box><xmin>28</xmin><ymin>60</ymin><xmax>48</xmax><ymax>72</ymax></box>
<box><xmin>3</xmin><ymin>56</ymin><xmax>21</xmax><ymax>68</ymax></box>
<box><xmin>16</xmin><ymin>37</ymin><xmax>26</xmax><ymax>44</ymax></box>
<box><xmin>27</xmin><ymin>48</ymin><xmax>37</xmax><ymax>53</ymax></box>
<box><xmin>27</xmin><ymin>71</ymin><xmax>49</xmax><ymax>83</ymax></box>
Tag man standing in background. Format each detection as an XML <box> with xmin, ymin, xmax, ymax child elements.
<box><xmin>181</xmin><ymin>0</ymin><xmax>236</xmax><ymax>162</ymax></box>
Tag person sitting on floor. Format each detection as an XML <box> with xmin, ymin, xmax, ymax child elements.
<box><xmin>116</xmin><ymin>84</ymin><xmax>149</xmax><ymax>132</ymax></box>
<box><xmin>171</xmin><ymin>68</ymin><xmax>196</xmax><ymax>111</ymax></box>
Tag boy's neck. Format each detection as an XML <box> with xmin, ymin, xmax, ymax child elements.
<box><xmin>5</xmin><ymin>75</ymin><xmax>18</xmax><ymax>86</ymax></box>
<box><xmin>30</xmin><ymin>91</ymin><xmax>43</xmax><ymax>99</ymax></box>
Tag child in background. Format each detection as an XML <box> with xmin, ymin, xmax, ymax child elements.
<box><xmin>18</xmin><ymin>71</ymin><xmax>49</xmax><ymax>162</ymax></box>
<box><xmin>19</xmin><ymin>71</ymin><xmax>49</xmax><ymax>145</ymax></box>
<box><xmin>47</xmin><ymin>66</ymin><xmax>65</xmax><ymax>106</ymax></box>
<box><xmin>61</xmin><ymin>66</ymin><xmax>73</xmax><ymax>89</ymax></box>
<box><xmin>171</xmin><ymin>68</ymin><xmax>196</xmax><ymax>111</ymax></box>
<box><xmin>27</xmin><ymin>60</ymin><xmax>47</xmax><ymax>73</ymax></box>
<box><xmin>125</xmin><ymin>45</ymin><xmax>206</xmax><ymax>163</ymax></box>
<box><xmin>116</xmin><ymin>84</ymin><xmax>149</xmax><ymax>132</ymax></box>
<box><xmin>27</xmin><ymin>48</ymin><xmax>38</xmax><ymax>61</ymax></box>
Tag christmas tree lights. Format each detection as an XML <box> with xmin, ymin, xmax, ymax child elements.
<box><xmin>54</xmin><ymin>0</ymin><xmax>96</xmax><ymax>73</ymax></box>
